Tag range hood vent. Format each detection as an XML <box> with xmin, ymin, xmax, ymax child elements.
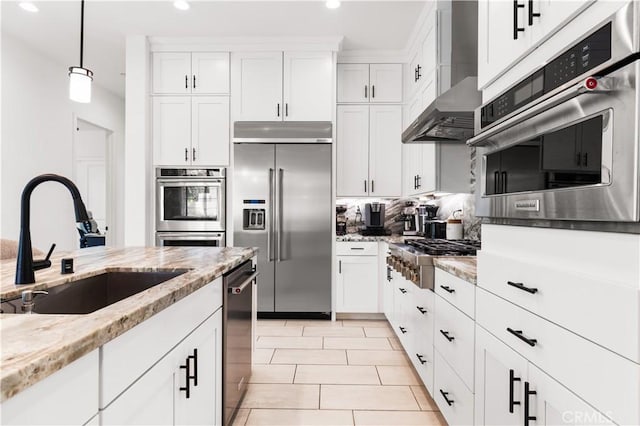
<box><xmin>402</xmin><ymin>0</ymin><xmax>480</xmax><ymax>143</ymax></box>
<box><xmin>402</xmin><ymin>77</ymin><xmax>480</xmax><ymax>143</ymax></box>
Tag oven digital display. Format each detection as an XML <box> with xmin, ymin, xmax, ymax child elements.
<box><xmin>481</xmin><ymin>22</ymin><xmax>612</xmax><ymax>129</ymax></box>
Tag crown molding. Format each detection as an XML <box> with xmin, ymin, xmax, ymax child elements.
<box><xmin>149</xmin><ymin>36</ymin><xmax>344</xmax><ymax>52</ymax></box>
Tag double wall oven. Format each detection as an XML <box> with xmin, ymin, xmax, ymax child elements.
<box><xmin>156</xmin><ymin>168</ymin><xmax>226</xmax><ymax>246</ymax></box>
<box><xmin>469</xmin><ymin>2</ymin><xmax>640</xmax><ymax>230</ymax></box>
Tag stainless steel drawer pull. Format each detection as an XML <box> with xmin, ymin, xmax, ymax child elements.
<box><xmin>440</xmin><ymin>329</ymin><xmax>455</xmax><ymax>342</ymax></box>
<box><xmin>440</xmin><ymin>285</ymin><xmax>455</xmax><ymax>294</ymax></box>
<box><xmin>439</xmin><ymin>389</ymin><xmax>454</xmax><ymax>406</ymax></box>
<box><xmin>229</xmin><ymin>271</ymin><xmax>259</xmax><ymax>295</ymax></box>
<box><xmin>350</xmin><ymin>247</ymin><xmax>365</xmax><ymax>250</ymax></box>
<box><xmin>507</xmin><ymin>280</ymin><xmax>538</xmax><ymax>294</ymax></box>
<box><xmin>507</xmin><ymin>327</ymin><xmax>537</xmax><ymax>347</ymax></box>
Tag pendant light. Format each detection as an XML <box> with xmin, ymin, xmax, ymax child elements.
<box><xmin>68</xmin><ymin>0</ymin><xmax>93</xmax><ymax>103</ymax></box>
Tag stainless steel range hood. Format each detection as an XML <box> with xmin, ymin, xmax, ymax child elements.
<box><xmin>402</xmin><ymin>1</ymin><xmax>480</xmax><ymax>143</ymax></box>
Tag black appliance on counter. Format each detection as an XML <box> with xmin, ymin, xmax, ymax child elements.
<box><xmin>362</xmin><ymin>203</ymin><xmax>390</xmax><ymax>236</ymax></box>
<box><xmin>418</xmin><ymin>204</ymin><xmax>447</xmax><ymax>238</ymax></box>
<box><xmin>336</xmin><ymin>205</ymin><xmax>347</xmax><ymax>236</ymax></box>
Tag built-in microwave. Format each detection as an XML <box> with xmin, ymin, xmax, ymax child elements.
<box><xmin>468</xmin><ymin>2</ymin><xmax>640</xmax><ymax>227</ymax></box>
<box><xmin>156</xmin><ymin>168</ymin><xmax>226</xmax><ymax>232</ymax></box>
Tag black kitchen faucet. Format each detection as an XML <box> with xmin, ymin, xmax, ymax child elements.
<box><xmin>15</xmin><ymin>174</ymin><xmax>90</xmax><ymax>285</ymax></box>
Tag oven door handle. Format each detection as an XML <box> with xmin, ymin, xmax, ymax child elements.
<box><xmin>468</xmin><ymin>76</ymin><xmax>619</xmax><ymax>147</ymax></box>
<box><xmin>156</xmin><ymin>179</ymin><xmax>224</xmax><ymax>185</ymax></box>
<box><xmin>229</xmin><ymin>271</ymin><xmax>259</xmax><ymax>295</ymax></box>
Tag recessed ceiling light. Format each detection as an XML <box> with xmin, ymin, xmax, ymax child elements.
<box><xmin>173</xmin><ymin>0</ymin><xmax>190</xmax><ymax>11</ymax></box>
<box><xmin>18</xmin><ymin>2</ymin><xmax>39</xmax><ymax>13</ymax></box>
<box><xmin>326</xmin><ymin>0</ymin><xmax>341</xmax><ymax>9</ymax></box>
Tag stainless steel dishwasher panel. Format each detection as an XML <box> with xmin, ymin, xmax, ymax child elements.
<box><xmin>223</xmin><ymin>260</ymin><xmax>256</xmax><ymax>425</ymax></box>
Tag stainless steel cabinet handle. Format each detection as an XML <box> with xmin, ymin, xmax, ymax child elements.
<box><xmin>192</xmin><ymin>148</ymin><xmax>196</xmax><ymax>162</ymax></box>
<box><xmin>268</xmin><ymin>168</ymin><xmax>274</xmax><ymax>262</ymax></box>
<box><xmin>185</xmin><ymin>148</ymin><xmax>188</xmax><ymax>162</ymax></box>
<box><xmin>277</xmin><ymin>168</ymin><xmax>284</xmax><ymax>262</ymax></box>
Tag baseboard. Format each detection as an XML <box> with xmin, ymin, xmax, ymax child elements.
<box><xmin>336</xmin><ymin>312</ymin><xmax>387</xmax><ymax>320</ymax></box>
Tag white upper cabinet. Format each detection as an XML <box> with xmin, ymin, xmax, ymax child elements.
<box><xmin>191</xmin><ymin>52</ymin><xmax>230</xmax><ymax>94</ymax></box>
<box><xmin>153</xmin><ymin>96</ymin><xmax>230</xmax><ymax>166</ymax></box>
<box><xmin>191</xmin><ymin>97</ymin><xmax>230</xmax><ymax>166</ymax></box>
<box><xmin>232</xmin><ymin>52</ymin><xmax>283</xmax><ymax>121</ymax></box>
<box><xmin>336</xmin><ymin>105</ymin><xmax>369</xmax><ymax>197</ymax></box>
<box><xmin>368</xmin><ymin>105</ymin><xmax>402</xmax><ymax>196</ymax></box>
<box><xmin>369</xmin><ymin>64</ymin><xmax>403</xmax><ymax>103</ymax></box>
<box><xmin>478</xmin><ymin>0</ymin><xmax>594</xmax><ymax>89</ymax></box>
<box><xmin>153</xmin><ymin>52</ymin><xmax>230</xmax><ymax>94</ymax></box>
<box><xmin>337</xmin><ymin>104</ymin><xmax>402</xmax><ymax>198</ymax></box>
<box><xmin>233</xmin><ymin>51</ymin><xmax>333</xmax><ymax>121</ymax></box>
<box><xmin>283</xmin><ymin>52</ymin><xmax>333</xmax><ymax>121</ymax></box>
<box><xmin>153</xmin><ymin>96</ymin><xmax>191</xmax><ymax>166</ymax></box>
<box><xmin>337</xmin><ymin>64</ymin><xmax>369</xmax><ymax>103</ymax></box>
<box><xmin>337</xmin><ymin>63</ymin><xmax>402</xmax><ymax>104</ymax></box>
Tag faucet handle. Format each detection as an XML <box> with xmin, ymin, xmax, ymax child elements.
<box><xmin>21</xmin><ymin>290</ymin><xmax>49</xmax><ymax>304</ymax></box>
<box><xmin>33</xmin><ymin>243</ymin><xmax>55</xmax><ymax>271</ymax></box>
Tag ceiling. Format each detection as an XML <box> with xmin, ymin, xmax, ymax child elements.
<box><xmin>1</xmin><ymin>1</ymin><xmax>426</xmax><ymax>98</ymax></box>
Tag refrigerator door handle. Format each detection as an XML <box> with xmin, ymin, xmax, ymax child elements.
<box><xmin>268</xmin><ymin>168</ymin><xmax>274</xmax><ymax>262</ymax></box>
<box><xmin>277</xmin><ymin>168</ymin><xmax>284</xmax><ymax>262</ymax></box>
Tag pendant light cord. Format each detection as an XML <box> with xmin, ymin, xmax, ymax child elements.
<box><xmin>79</xmin><ymin>0</ymin><xmax>84</xmax><ymax>68</ymax></box>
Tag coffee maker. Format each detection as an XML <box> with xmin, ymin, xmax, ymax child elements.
<box><xmin>418</xmin><ymin>204</ymin><xmax>447</xmax><ymax>239</ymax></box>
<box><xmin>362</xmin><ymin>202</ymin><xmax>389</xmax><ymax>236</ymax></box>
<box><xmin>402</xmin><ymin>202</ymin><xmax>418</xmax><ymax>236</ymax></box>
<box><xmin>336</xmin><ymin>205</ymin><xmax>347</xmax><ymax>236</ymax></box>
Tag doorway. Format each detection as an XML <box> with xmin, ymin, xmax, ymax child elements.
<box><xmin>73</xmin><ymin>118</ymin><xmax>114</xmax><ymax>246</ymax></box>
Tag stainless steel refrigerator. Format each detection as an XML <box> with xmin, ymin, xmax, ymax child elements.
<box><xmin>233</xmin><ymin>122</ymin><xmax>332</xmax><ymax>316</ymax></box>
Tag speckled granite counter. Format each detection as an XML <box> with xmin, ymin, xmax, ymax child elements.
<box><xmin>0</xmin><ymin>246</ymin><xmax>256</xmax><ymax>402</ymax></box>
<box><xmin>336</xmin><ymin>234</ymin><xmax>418</xmax><ymax>243</ymax></box>
<box><xmin>433</xmin><ymin>257</ymin><xmax>477</xmax><ymax>284</ymax></box>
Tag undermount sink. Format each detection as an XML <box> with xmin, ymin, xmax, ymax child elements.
<box><xmin>0</xmin><ymin>270</ymin><xmax>187</xmax><ymax>315</ymax></box>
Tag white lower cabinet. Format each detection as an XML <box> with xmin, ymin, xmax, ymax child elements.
<box><xmin>434</xmin><ymin>349</ymin><xmax>475</xmax><ymax>426</ymax></box>
<box><xmin>335</xmin><ymin>242</ymin><xmax>379</xmax><ymax>313</ymax></box>
<box><xmin>0</xmin><ymin>350</ymin><xmax>99</xmax><ymax>426</ymax></box>
<box><xmin>102</xmin><ymin>310</ymin><xmax>223</xmax><ymax>426</ymax></box>
<box><xmin>475</xmin><ymin>325</ymin><xmax>613</xmax><ymax>426</ymax></box>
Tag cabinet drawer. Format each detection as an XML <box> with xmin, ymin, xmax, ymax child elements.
<box><xmin>478</xmin><ymin>251</ymin><xmax>640</xmax><ymax>362</ymax></box>
<box><xmin>336</xmin><ymin>242</ymin><xmax>378</xmax><ymax>256</ymax></box>
<box><xmin>434</xmin><ymin>349</ymin><xmax>474</xmax><ymax>426</ymax></box>
<box><xmin>476</xmin><ymin>288</ymin><xmax>640</xmax><ymax>426</ymax></box>
<box><xmin>411</xmin><ymin>289</ymin><xmax>435</xmax><ymax>393</ymax></box>
<box><xmin>101</xmin><ymin>278</ymin><xmax>222</xmax><ymax>407</ymax></box>
<box><xmin>435</xmin><ymin>268</ymin><xmax>476</xmax><ymax>319</ymax></box>
<box><xmin>434</xmin><ymin>295</ymin><xmax>475</xmax><ymax>391</ymax></box>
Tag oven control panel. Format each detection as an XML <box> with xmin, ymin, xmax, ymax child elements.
<box><xmin>480</xmin><ymin>22</ymin><xmax>612</xmax><ymax>129</ymax></box>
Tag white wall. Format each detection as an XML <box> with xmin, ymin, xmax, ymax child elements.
<box><xmin>1</xmin><ymin>33</ymin><xmax>125</xmax><ymax>253</ymax></box>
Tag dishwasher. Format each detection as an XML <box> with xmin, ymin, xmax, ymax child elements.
<box><xmin>223</xmin><ymin>260</ymin><xmax>257</xmax><ymax>425</ymax></box>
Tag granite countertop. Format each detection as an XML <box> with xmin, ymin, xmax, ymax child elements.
<box><xmin>433</xmin><ymin>257</ymin><xmax>477</xmax><ymax>284</ymax></box>
<box><xmin>336</xmin><ymin>234</ymin><xmax>412</xmax><ymax>244</ymax></box>
<box><xmin>0</xmin><ymin>246</ymin><xmax>257</xmax><ymax>402</ymax></box>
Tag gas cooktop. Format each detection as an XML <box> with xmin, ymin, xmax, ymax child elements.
<box><xmin>406</xmin><ymin>239</ymin><xmax>481</xmax><ymax>256</ymax></box>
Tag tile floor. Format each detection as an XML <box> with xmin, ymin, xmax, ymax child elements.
<box><xmin>233</xmin><ymin>319</ymin><xmax>447</xmax><ymax>426</ymax></box>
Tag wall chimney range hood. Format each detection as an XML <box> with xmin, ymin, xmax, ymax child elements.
<box><xmin>402</xmin><ymin>1</ymin><xmax>480</xmax><ymax>144</ymax></box>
